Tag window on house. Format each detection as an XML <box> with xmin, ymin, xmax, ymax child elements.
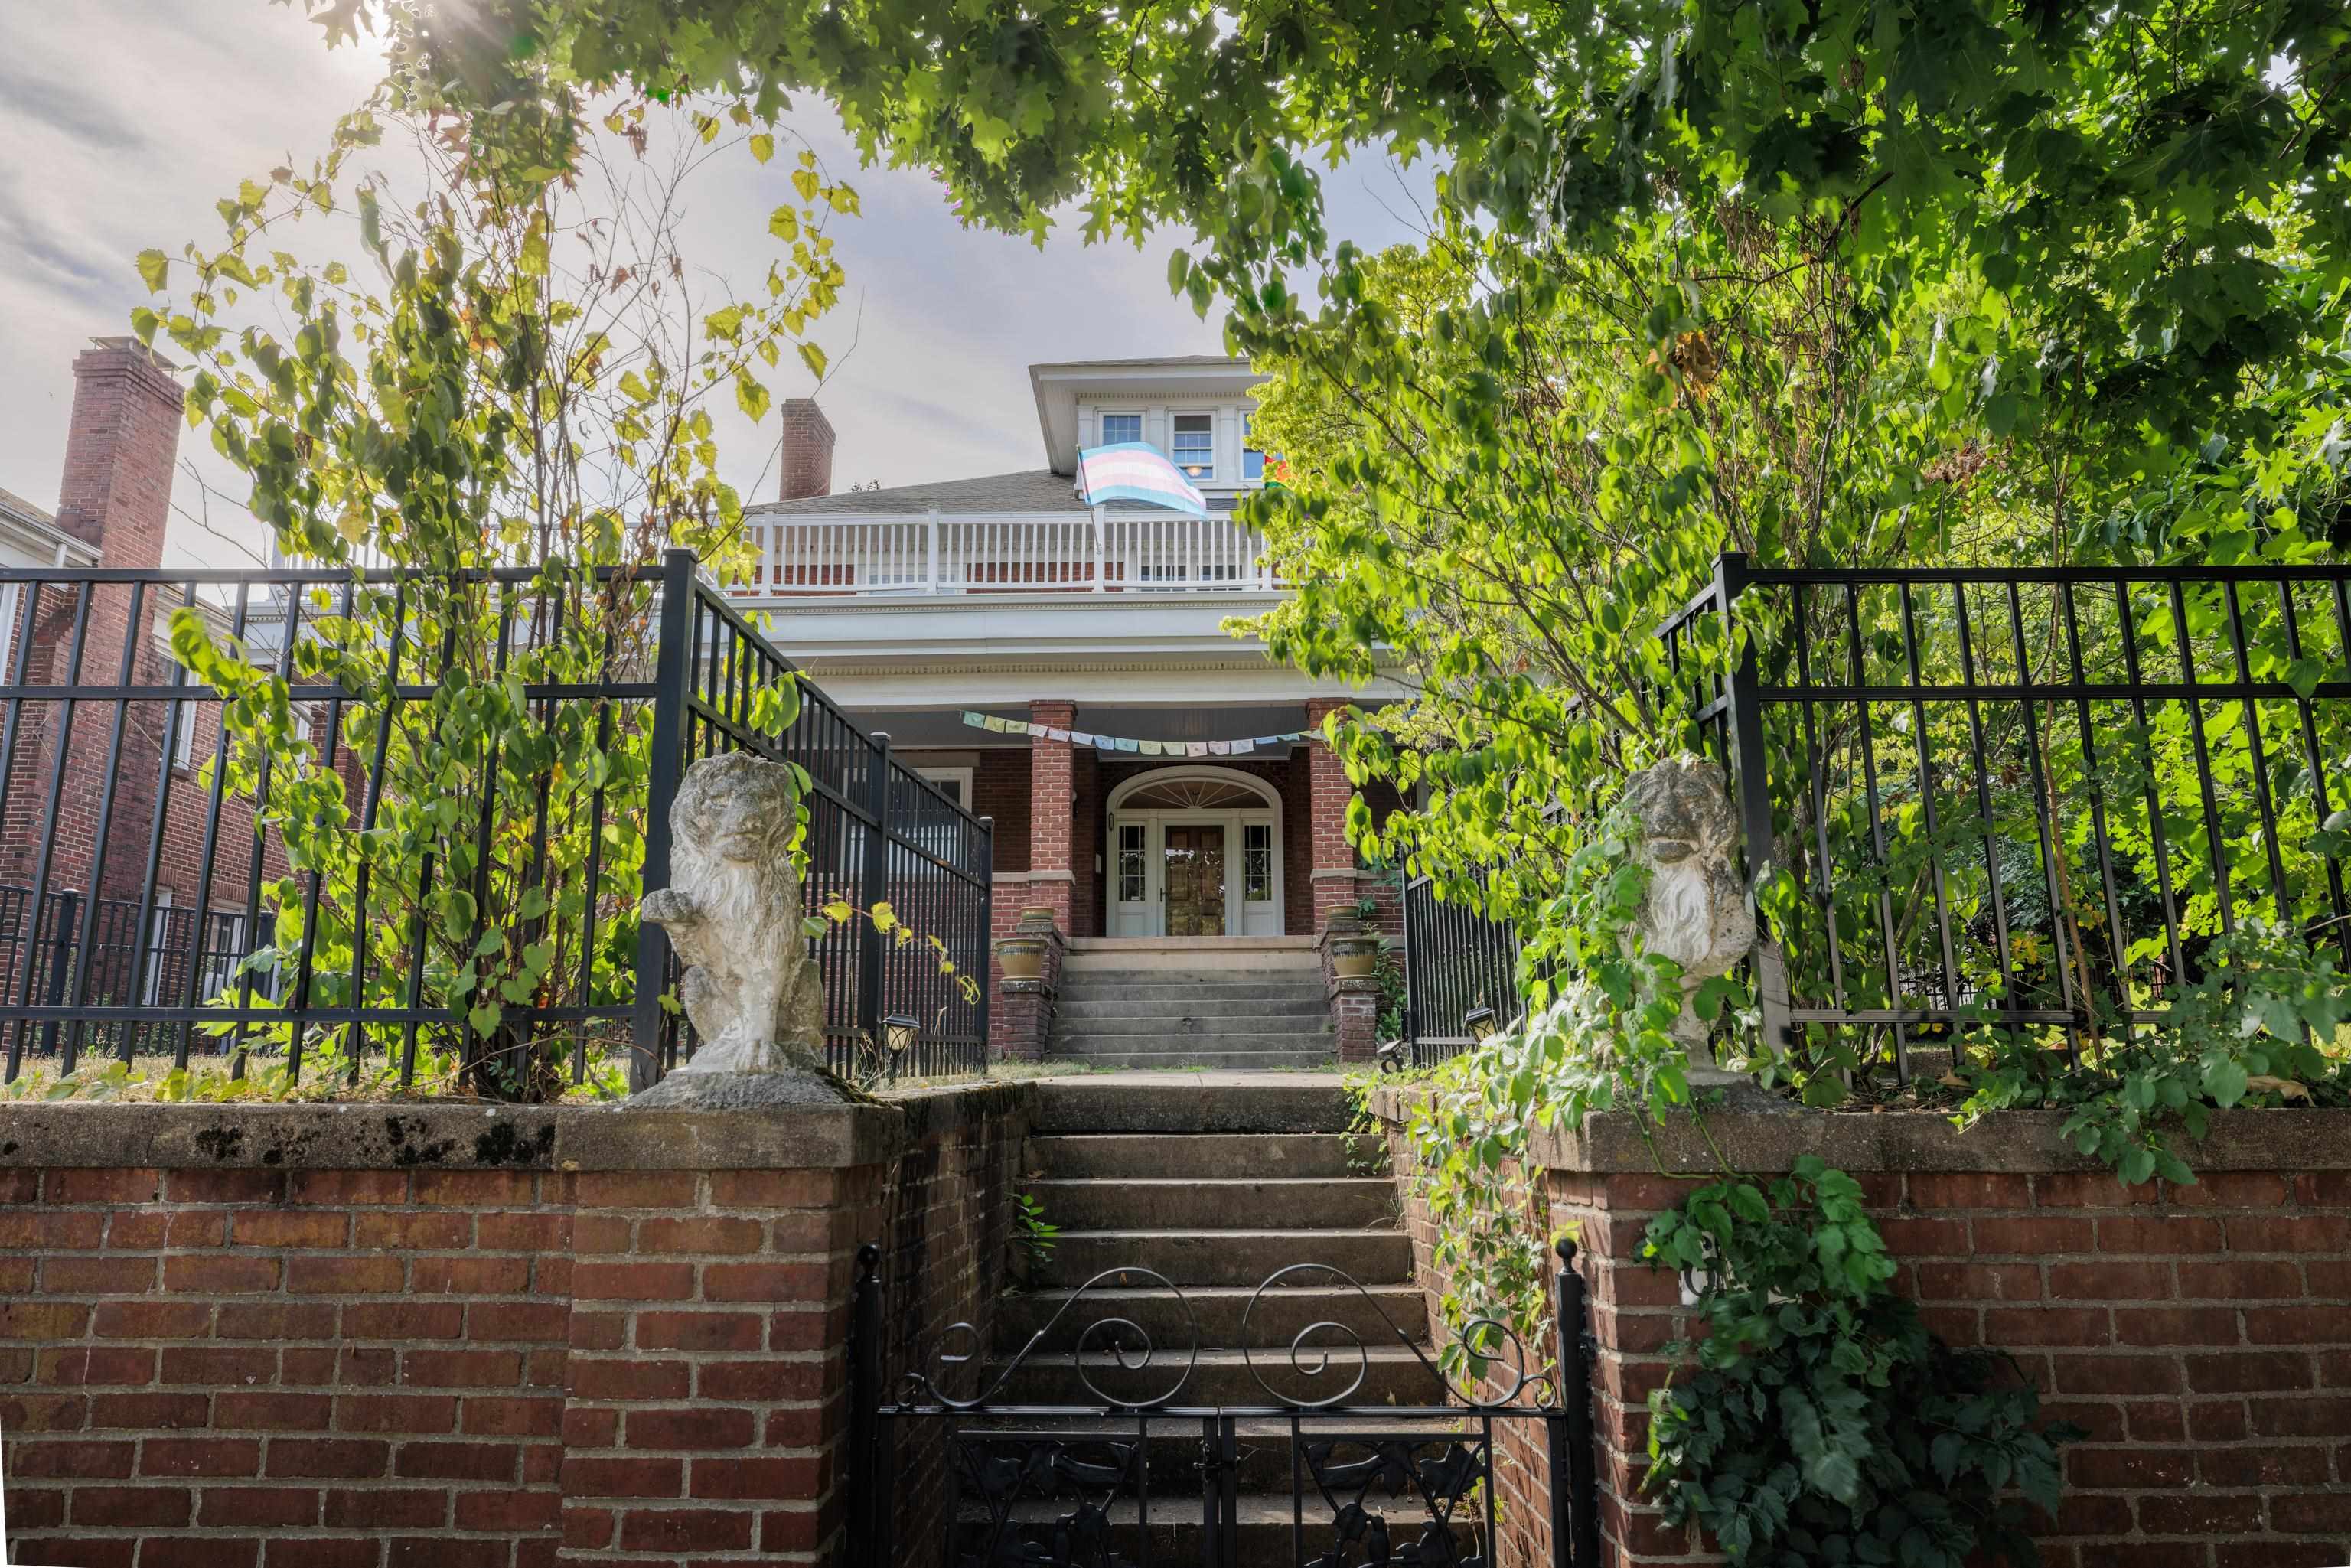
<box><xmin>171</xmin><ymin>704</ymin><xmax>197</xmax><ymax>770</ymax></box>
<box><xmin>1171</xmin><ymin>414</ymin><xmax>1214</xmax><ymax>480</ymax></box>
<box><xmin>1242</xmin><ymin>412</ymin><xmax>1264</xmax><ymax>482</ymax></box>
<box><xmin>1098</xmin><ymin>412</ymin><xmax>1143</xmax><ymax>446</ymax></box>
<box><xmin>1244</xmin><ymin>822</ymin><xmax>1273</xmax><ymax>902</ymax></box>
<box><xmin>915</xmin><ymin>767</ymin><xmax>973</xmax><ymax>809</ymax></box>
<box><xmin>1117</xmin><ymin>823</ymin><xmax>1147</xmax><ymax>903</ymax></box>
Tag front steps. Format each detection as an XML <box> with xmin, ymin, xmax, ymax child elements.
<box><xmin>949</xmin><ymin>1077</ymin><xmax>1474</xmax><ymax>1568</ymax></box>
<box><xmin>1046</xmin><ymin>940</ymin><xmax>1332</xmax><ymax>1069</ymax></box>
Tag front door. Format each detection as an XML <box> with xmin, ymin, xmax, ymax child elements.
<box><xmin>1162</xmin><ymin>824</ymin><xmax>1227</xmax><ymax>936</ymax></box>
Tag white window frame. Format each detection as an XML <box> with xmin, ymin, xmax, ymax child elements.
<box><xmin>1169</xmin><ymin>412</ymin><xmax>1215</xmax><ymax>481</ymax></box>
<box><xmin>915</xmin><ymin>766</ymin><xmax>974</xmax><ymax>809</ymax></box>
<box><xmin>171</xmin><ymin>703</ymin><xmax>197</xmax><ymax>770</ymax></box>
<box><xmin>1097</xmin><ymin>411</ymin><xmax>1144</xmax><ymax>447</ymax></box>
<box><xmin>1104</xmin><ymin>766</ymin><xmax>1283</xmax><ymax>937</ymax></box>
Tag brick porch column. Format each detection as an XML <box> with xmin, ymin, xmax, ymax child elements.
<box><xmin>1304</xmin><ymin>698</ymin><xmax>1362</xmax><ymax>930</ymax></box>
<box><xmin>1025</xmin><ymin>700</ymin><xmax>1078</xmax><ymax>933</ymax></box>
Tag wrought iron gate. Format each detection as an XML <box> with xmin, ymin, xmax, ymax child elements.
<box><xmin>845</xmin><ymin>1243</ymin><xmax>1603</xmax><ymax>1568</ymax></box>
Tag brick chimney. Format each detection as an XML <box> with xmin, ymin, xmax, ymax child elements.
<box><xmin>778</xmin><ymin>398</ymin><xmax>834</xmax><ymax>502</ymax></box>
<box><xmin>54</xmin><ymin>337</ymin><xmax>184</xmax><ymax>569</ymax></box>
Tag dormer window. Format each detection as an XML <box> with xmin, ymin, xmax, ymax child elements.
<box><xmin>1099</xmin><ymin>412</ymin><xmax>1143</xmax><ymax>445</ymax></box>
<box><xmin>1171</xmin><ymin>413</ymin><xmax>1214</xmax><ymax>480</ymax></box>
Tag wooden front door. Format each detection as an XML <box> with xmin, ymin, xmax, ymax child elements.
<box><xmin>1162</xmin><ymin>824</ymin><xmax>1228</xmax><ymax>937</ymax></box>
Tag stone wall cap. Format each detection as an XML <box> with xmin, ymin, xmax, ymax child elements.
<box><xmin>0</xmin><ymin>1079</ymin><xmax>1033</xmax><ymax>1172</ymax></box>
<box><xmin>1370</xmin><ymin>1084</ymin><xmax>2351</xmax><ymax>1175</ymax></box>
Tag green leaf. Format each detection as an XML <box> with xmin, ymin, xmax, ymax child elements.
<box><xmin>135</xmin><ymin>249</ymin><xmax>171</xmax><ymax>293</ymax></box>
<box><xmin>735</xmin><ymin>370</ymin><xmax>771</xmax><ymax>422</ymax></box>
<box><xmin>748</xmin><ymin>132</ymin><xmax>775</xmax><ymax>165</ymax></box>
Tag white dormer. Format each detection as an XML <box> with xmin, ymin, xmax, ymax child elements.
<box><xmin>1029</xmin><ymin>357</ymin><xmax>1270</xmax><ymax>495</ymax></box>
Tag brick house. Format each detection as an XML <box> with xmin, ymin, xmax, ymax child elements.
<box><xmin>0</xmin><ymin>340</ymin><xmax>283</xmax><ymax>1027</ymax></box>
<box><xmin>2</xmin><ymin>345</ymin><xmax>1404</xmax><ymax>1061</ymax></box>
<box><xmin>729</xmin><ymin>357</ymin><xmax>1404</xmax><ymax>957</ymax></box>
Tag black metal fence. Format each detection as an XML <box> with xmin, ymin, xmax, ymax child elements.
<box><xmin>0</xmin><ymin>549</ymin><xmax>990</xmax><ymax>1092</ymax></box>
<box><xmin>1400</xmin><ymin>552</ymin><xmax>2351</xmax><ymax>1083</ymax></box>
<box><xmin>635</xmin><ymin>554</ymin><xmax>992</xmax><ymax>1086</ymax></box>
<box><xmin>1400</xmin><ymin>869</ymin><xmax>1521</xmax><ymax>1067</ymax></box>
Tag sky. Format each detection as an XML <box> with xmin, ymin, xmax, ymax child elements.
<box><xmin>0</xmin><ymin>0</ymin><xmax>1430</xmax><ymax>569</ymax></box>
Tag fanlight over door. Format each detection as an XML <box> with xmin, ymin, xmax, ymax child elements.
<box><xmin>1105</xmin><ymin>768</ymin><xmax>1283</xmax><ymax>937</ymax></box>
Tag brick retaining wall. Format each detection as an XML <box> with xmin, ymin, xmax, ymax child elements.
<box><xmin>1374</xmin><ymin>1095</ymin><xmax>2351</xmax><ymax>1568</ymax></box>
<box><xmin>0</xmin><ymin>1085</ymin><xmax>1033</xmax><ymax>1568</ymax></box>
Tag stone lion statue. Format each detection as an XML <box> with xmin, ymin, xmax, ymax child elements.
<box><xmin>1621</xmin><ymin>755</ymin><xmax>1756</xmax><ymax>1064</ymax></box>
<box><xmin>639</xmin><ymin>751</ymin><xmax>830</xmax><ymax>1082</ymax></box>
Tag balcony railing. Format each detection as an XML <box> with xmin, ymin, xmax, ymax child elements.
<box><xmin>729</xmin><ymin>512</ymin><xmax>1285</xmax><ymax>598</ymax></box>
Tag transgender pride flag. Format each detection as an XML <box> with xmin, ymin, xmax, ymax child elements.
<box><xmin>1074</xmin><ymin>442</ymin><xmax>1209</xmax><ymax>517</ymax></box>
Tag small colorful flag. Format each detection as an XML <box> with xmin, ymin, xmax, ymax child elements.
<box><xmin>1073</xmin><ymin>442</ymin><xmax>1209</xmax><ymax>518</ymax></box>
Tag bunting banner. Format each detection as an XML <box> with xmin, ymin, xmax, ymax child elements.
<box><xmin>961</xmin><ymin>712</ymin><xmax>1310</xmax><ymax>752</ymax></box>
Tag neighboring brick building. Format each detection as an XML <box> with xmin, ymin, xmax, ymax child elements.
<box><xmin>0</xmin><ymin>340</ymin><xmax>280</xmax><ymax>1028</ymax></box>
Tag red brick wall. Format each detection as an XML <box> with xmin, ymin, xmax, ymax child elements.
<box><xmin>971</xmin><ymin>751</ymin><xmax>1029</xmax><ymax>875</ymax></box>
<box><xmin>0</xmin><ymin>1090</ymin><xmax>1031</xmax><ymax>1568</ymax></box>
<box><xmin>1024</xmin><ymin>704</ymin><xmax>1075</xmax><ymax>934</ymax></box>
<box><xmin>0</xmin><ymin>341</ymin><xmax>285</xmax><ymax>991</ymax></box>
<box><xmin>1376</xmin><ymin>1102</ymin><xmax>2351</xmax><ymax>1568</ymax></box>
<box><xmin>777</xmin><ymin>401</ymin><xmax>834</xmax><ymax>503</ymax></box>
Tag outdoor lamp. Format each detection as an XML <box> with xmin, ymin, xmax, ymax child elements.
<box><xmin>1462</xmin><ymin>1005</ymin><xmax>1497</xmax><ymax>1041</ymax></box>
<box><xmin>882</xmin><ymin>1014</ymin><xmax>921</xmax><ymax>1055</ymax></box>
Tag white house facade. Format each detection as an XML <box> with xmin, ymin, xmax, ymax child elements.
<box><xmin>725</xmin><ymin>356</ymin><xmax>1405</xmax><ymax>953</ymax></box>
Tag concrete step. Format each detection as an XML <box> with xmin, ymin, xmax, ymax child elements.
<box><xmin>1062</xmin><ymin>937</ymin><xmax>1316</xmax><ymax>972</ymax></box>
<box><xmin>955</xmin><ymin>1478</ymin><xmax>1485</xmax><ymax>1567</ymax></box>
<box><xmin>1028</xmin><ymin>1134</ymin><xmax>1370</xmax><ymax>1181</ymax></box>
<box><xmin>947</xmin><ymin>1416</ymin><xmax>1485</xmax><ymax>1496</ymax></box>
<box><xmin>1035</xmin><ymin>1229</ymin><xmax>1411</xmax><ymax>1289</ymax></box>
<box><xmin>1055</xmin><ymin>995</ymin><xmax>1329</xmax><ymax>1019</ymax></box>
<box><xmin>1042</xmin><ymin>1050</ymin><xmax>1335</xmax><ymax>1072</ymax></box>
<box><xmin>996</xmin><ymin>1282</ymin><xmax>1430</xmax><ymax>1350</ymax></box>
<box><xmin>1059</xmin><ymin>973</ymin><xmax>1327</xmax><ymax>993</ymax></box>
<box><xmin>1020</xmin><ymin>1177</ymin><xmax>1397</xmax><ymax>1232</ymax></box>
<box><xmin>1032</xmin><ymin>1075</ymin><xmax>1354</xmax><ymax>1134</ymax></box>
<box><xmin>989</xmin><ymin>1346</ymin><xmax>1448</xmax><ymax>1411</ymax></box>
<box><xmin>1051</xmin><ymin>1012</ymin><xmax>1329</xmax><ymax>1038</ymax></box>
<box><xmin>1058</xmin><ymin>1029</ymin><xmax>1335</xmax><ymax>1053</ymax></box>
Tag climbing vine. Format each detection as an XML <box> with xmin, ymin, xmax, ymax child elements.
<box><xmin>1389</xmin><ymin>794</ymin><xmax>2080</xmax><ymax>1563</ymax></box>
<box><xmin>1645</xmin><ymin>1159</ymin><xmax>2073</xmax><ymax>1567</ymax></box>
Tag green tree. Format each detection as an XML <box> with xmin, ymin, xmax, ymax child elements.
<box><xmin>135</xmin><ymin>100</ymin><xmax>855</xmax><ymax>1097</ymax></box>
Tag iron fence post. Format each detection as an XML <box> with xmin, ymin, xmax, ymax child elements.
<box><xmin>1401</xmin><ymin>874</ymin><xmax>1423</xmax><ymax>1068</ymax></box>
<box><xmin>41</xmin><ymin>892</ymin><xmax>74</xmax><ymax>1069</ymax></box>
<box><xmin>1551</xmin><ymin>1238</ymin><xmax>1602</xmax><ymax>1568</ymax></box>
<box><xmin>1713</xmin><ymin>552</ymin><xmax>1794</xmax><ymax>1050</ymax></box>
<box><xmin>977</xmin><ymin>813</ymin><xmax>994</xmax><ymax>1061</ymax></box>
<box><xmin>631</xmin><ymin>549</ymin><xmax>697</xmax><ymax>1092</ymax></box>
<box><xmin>858</xmin><ymin>732</ymin><xmax>894</xmax><ymax>1071</ymax></box>
<box><xmin>846</xmin><ymin>1241</ymin><xmax>885</xmax><ymax>1563</ymax></box>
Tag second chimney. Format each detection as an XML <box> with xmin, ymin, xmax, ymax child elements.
<box><xmin>779</xmin><ymin>399</ymin><xmax>835</xmax><ymax>502</ymax></box>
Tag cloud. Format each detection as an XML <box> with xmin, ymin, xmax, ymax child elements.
<box><xmin>0</xmin><ymin>59</ymin><xmax>152</xmax><ymax>153</ymax></box>
<box><xmin>0</xmin><ymin>0</ymin><xmax>1431</xmax><ymax>566</ymax></box>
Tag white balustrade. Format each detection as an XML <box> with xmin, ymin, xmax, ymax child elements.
<box><xmin>726</xmin><ymin>512</ymin><xmax>1283</xmax><ymax>598</ymax></box>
